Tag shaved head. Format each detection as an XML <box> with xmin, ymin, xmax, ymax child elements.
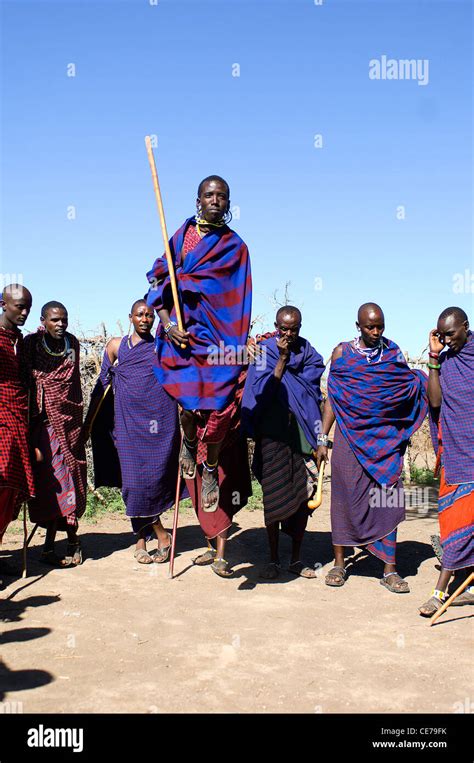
<box><xmin>2</xmin><ymin>283</ymin><xmax>32</xmax><ymax>304</ymax></box>
<box><xmin>438</xmin><ymin>306</ymin><xmax>468</xmax><ymax>325</ymax></box>
<box><xmin>357</xmin><ymin>302</ymin><xmax>384</xmax><ymax>323</ymax></box>
<box><xmin>0</xmin><ymin>282</ymin><xmax>32</xmax><ymax>329</ymax></box>
<box><xmin>276</xmin><ymin>305</ymin><xmax>302</xmax><ymax>324</ymax></box>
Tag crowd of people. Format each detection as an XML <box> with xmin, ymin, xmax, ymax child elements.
<box><xmin>0</xmin><ymin>175</ymin><xmax>472</xmax><ymax>617</ymax></box>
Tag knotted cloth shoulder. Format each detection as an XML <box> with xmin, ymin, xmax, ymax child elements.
<box><xmin>146</xmin><ymin>217</ymin><xmax>252</xmax><ymax>411</ymax></box>
<box><xmin>328</xmin><ymin>339</ymin><xmax>428</xmax><ymax>486</ymax></box>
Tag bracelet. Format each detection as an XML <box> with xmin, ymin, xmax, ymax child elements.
<box><xmin>427</xmin><ymin>363</ymin><xmax>441</xmax><ymax>370</ymax></box>
<box><xmin>428</xmin><ymin>352</ymin><xmax>439</xmax><ymax>359</ymax></box>
<box><xmin>316</xmin><ymin>434</ymin><xmax>333</xmax><ymax>448</ymax></box>
<box><xmin>163</xmin><ymin>321</ymin><xmax>177</xmax><ymax>334</ymax></box>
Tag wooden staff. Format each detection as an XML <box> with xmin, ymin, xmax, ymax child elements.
<box><xmin>144</xmin><ymin>136</ymin><xmax>186</xmax><ymax>349</ymax></box>
<box><xmin>308</xmin><ymin>458</ymin><xmax>325</xmax><ymax>510</ymax></box>
<box><xmin>430</xmin><ymin>571</ymin><xmax>474</xmax><ymax>626</ymax></box>
<box><xmin>168</xmin><ymin>439</ymin><xmax>183</xmax><ymax>580</ymax></box>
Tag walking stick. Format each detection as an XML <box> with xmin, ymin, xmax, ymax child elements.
<box><xmin>430</xmin><ymin>571</ymin><xmax>474</xmax><ymax>626</ymax></box>
<box><xmin>168</xmin><ymin>451</ymin><xmax>183</xmax><ymax>580</ymax></box>
<box><xmin>308</xmin><ymin>459</ymin><xmax>325</xmax><ymax>510</ymax></box>
<box><xmin>144</xmin><ymin>136</ymin><xmax>186</xmax><ymax>349</ymax></box>
<box><xmin>22</xmin><ymin>504</ymin><xmax>28</xmax><ymax>578</ymax></box>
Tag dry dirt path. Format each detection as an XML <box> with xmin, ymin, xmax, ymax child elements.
<box><xmin>1</xmin><ymin>499</ymin><xmax>472</xmax><ymax>714</ymax></box>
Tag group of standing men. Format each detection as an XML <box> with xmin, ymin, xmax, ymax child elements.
<box><xmin>1</xmin><ymin>174</ymin><xmax>473</xmax><ymax>615</ymax></box>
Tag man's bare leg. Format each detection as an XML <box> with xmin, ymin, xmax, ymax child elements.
<box><xmin>202</xmin><ymin>440</ymin><xmax>222</xmax><ymax>511</ymax></box>
<box><xmin>260</xmin><ymin>522</ymin><xmax>280</xmax><ymax>579</ymax></box>
<box><xmin>180</xmin><ymin>410</ymin><xmax>198</xmax><ymax>478</ymax></box>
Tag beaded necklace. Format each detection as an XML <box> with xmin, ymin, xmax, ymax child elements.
<box><xmin>352</xmin><ymin>336</ymin><xmax>384</xmax><ymax>364</ymax></box>
<box><xmin>42</xmin><ymin>333</ymin><xmax>70</xmax><ymax>358</ymax></box>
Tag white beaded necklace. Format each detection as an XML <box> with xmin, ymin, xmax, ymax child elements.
<box><xmin>352</xmin><ymin>336</ymin><xmax>384</xmax><ymax>364</ymax></box>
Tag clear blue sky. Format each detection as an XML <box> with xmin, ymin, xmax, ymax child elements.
<box><xmin>1</xmin><ymin>0</ymin><xmax>472</xmax><ymax>361</ymax></box>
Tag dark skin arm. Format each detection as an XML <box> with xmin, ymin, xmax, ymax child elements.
<box><xmin>427</xmin><ymin>329</ymin><xmax>443</xmax><ymax>408</ymax></box>
<box><xmin>157</xmin><ymin>308</ymin><xmax>190</xmax><ymax>348</ymax></box>
<box><xmin>81</xmin><ymin>337</ymin><xmax>121</xmax><ymax>441</ymax></box>
<box><xmin>315</xmin><ymin>344</ymin><xmax>342</xmax><ymax>469</ymax></box>
<box><xmin>274</xmin><ymin>334</ymin><xmax>291</xmax><ymax>380</ymax></box>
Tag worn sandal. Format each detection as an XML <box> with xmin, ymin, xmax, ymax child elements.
<box><xmin>134</xmin><ymin>548</ymin><xmax>154</xmax><ymax>564</ymax></box>
<box><xmin>211</xmin><ymin>557</ymin><xmax>233</xmax><ymax>578</ymax></box>
<box><xmin>66</xmin><ymin>541</ymin><xmax>83</xmax><ymax>566</ymax></box>
<box><xmin>202</xmin><ymin>462</ymin><xmax>219</xmax><ymax>513</ymax></box>
<box><xmin>152</xmin><ymin>533</ymin><xmax>172</xmax><ymax>564</ymax></box>
<box><xmin>380</xmin><ymin>571</ymin><xmax>410</xmax><ymax>593</ymax></box>
<box><xmin>193</xmin><ymin>548</ymin><xmax>216</xmax><ymax>565</ymax></box>
<box><xmin>325</xmin><ymin>566</ymin><xmax>347</xmax><ymax>587</ymax></box>
<box><xmin>259</xmin><ymin>562</ymin><xmax>281</xmax><ymax>580</ymax></box>
<box><xmin>419</xmin><ymin>591</ymin><xmax>446</xmax><ymax>617</ymax></box>
<box><xmin>40</xmin><ymin>550</ymin><xmax>72</xmax><ymax>568</ymax></box>
<box><xmin>180</xmin><ymin>436</ymin><xmax>198</xmax><ymax>479</ymax></box>
<box><xmin>288</xmin><ymin>561</ymin><xmax>317</xmax><ymax>579</ymax></box>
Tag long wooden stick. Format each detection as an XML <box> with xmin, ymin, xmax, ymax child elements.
<box><xmin>22</xmin><ymin>504</ymin><xmax>28</xmax><ymax>578</ymax></box>
<box><xmin>144</xmin><ymin>136</ymin><xmax>185</xmax><ymax>347</ymax></box>
<box><xmin>308</xmin><ymin>458</ymin><xmax>325</xmax><ymax>510</ymax></box>
<box><xmin>168</xmin><ymin>444</ymin><xmax>183</xmax><ymax>579</ymax></box>
<box><xmin>430</xmin><ymin>571</ymin><xmax>474</xmax><ymax>626</ymax></box>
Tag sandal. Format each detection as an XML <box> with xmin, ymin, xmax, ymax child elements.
<box><xmin>180</xmin><ymin>436</ymin><xmax>198</xmax><ymax>479</ymax></box>
<box><xmin>259</xmin><ymin>561</ymin><xmax>281</xmax><ymax>580</ymax></box>
<box><xmin>193</xmin><ymin>548</ymin><xmax>216</xmax><ymax>566</ymax></box>
<box><xmin>450</xmin><ymin>589</ymin><xmax>474</xmax><ymax>607</ymax></box>
<box><xmin>152</xmin><ymin>533</ymin><xmax>172</xmax><ymax>564</ymax></box>
<box><xmin>66</xmin><ymin>541</ymin><xmax>83</xmax><ymax>566</ymax></box>
<box><xmin>380</xmin><ymin>571</ymin><xmax>410</xmax><ymax>594</ymax></box>
<box><xmin>419</xmin><ymin>592</ymin><xmax>446</xmax><ymax>617</ymax></box>
<box><xmin>201</xmin><ymin>462</ymin><xmax>219</xmax><ymax>513</ymax></box>
<box><xmin>40</xmin><ymin>549</ymin><xmax>72</xmax><ymax>568</ymax></box>
<box><xmin>325</xmin><ymin>565</ymin><xmax>347</xmax><ymax>587</ymax></box>
<box><xmin>211</xmin><ymin>557</ymin><xmax>233</xmax><ymax>578</ymax></box>
<box><xmin>134</xmin><ymin>548</ymin><xmax>154</xmax><ymax>564</ymax></box>
<box><xmin>288</xmin><ymin>561</ymin><xmax>316</xmax><ymax>579</ymax></box>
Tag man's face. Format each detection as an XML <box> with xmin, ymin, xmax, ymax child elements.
<box><xmin>357</xmin><ymin>311</ymin><xmax>385</xmax><ymax>348</ymax></box>
<box><xmin>197</xmin><ymin>180</ymin><xmax>229</xmax><ymax>224</ymax></box>
<box><xmin>1</xmin><ymin>288</ymin><xmax>32</xmax><ymax>327</ymax></box>
<box><xmin>275</xmin><ymin>312</ymin><xmax>301</xmax><ymax>347</ymax></box>
<box><xmin>130</xmin><ymin>304</ymin><xmax>155</xmax><ymax>334</ymax></box>
<box><xmin>437</xmin><ymin>315</ymin><xmax>469</xmax><ymax>353</ymax></box>
<box><xmin>42</xmin><ymin>307</ymin><xmax>68</xmax><ymax>339</ymax></box>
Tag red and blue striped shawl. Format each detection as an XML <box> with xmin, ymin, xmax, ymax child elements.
<box><xmin>146</xmin><ymin>217</ymin><xmax>252</xmax><ymax>411</ymax></box>
<box><xmin>328</xmin><ymin>339</ymin><xmax>428</xmax><ymax>486</ymax></box>
<box><xmin>438</xmin><ymin>332</ymin><xmax>474</xmax><ymax>484</ymax></box>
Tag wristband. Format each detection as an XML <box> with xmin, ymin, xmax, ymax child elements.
<box><xmin>427</xmin><ymin>362</ymin><xmax>441</xmax><ymax>370</ymax></box>
<box><xmin>428</xmin><ymin>352</ymin><xmax>439</xmax><ymax>359</ymax></box>
<box><xmin>316</xmin><ymin>434</ymin><xmax>333</xmax><ymax>448</ymax></box>
<box><xmin>163</xmin><ymin>321</ymin><xmax>177</xmax><ymax>334</ymax></box>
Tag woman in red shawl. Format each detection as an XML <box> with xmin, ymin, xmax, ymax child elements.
<box><xmin>24</xmin><ymin>301</ymin><xmax>87</xmax><ymax>567</ymax></box>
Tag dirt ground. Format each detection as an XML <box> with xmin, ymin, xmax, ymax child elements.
<box><xmin>0</xmin><ymin>496</ymin><xmax>472</xmax><ymax>714</ymax></box>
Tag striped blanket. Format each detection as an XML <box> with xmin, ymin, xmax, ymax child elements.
<box><xmin>328</xmin><ymin>339</ymin><xmax>428</xmax><ymax>486</ymax></box>
<box><xmin>146</xmin><ymin>217</ymin><xmax>252</xmax><ymax>411</ymax></box>
<box><xmin>438</xmin><ymin>331</ymin><xmax>474</xmax><ymax>484</ymax></box>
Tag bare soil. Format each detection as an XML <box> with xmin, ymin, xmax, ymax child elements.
<box><xmin>0</xmin><ymin>497</ymin><xmax>472</xmax><ymax>714</ymax></box>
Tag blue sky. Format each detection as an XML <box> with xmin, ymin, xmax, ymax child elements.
<box><xmin>1</xmin><ymin>0</ymin><xmax>472</xmax><ymax>361</ymax></box>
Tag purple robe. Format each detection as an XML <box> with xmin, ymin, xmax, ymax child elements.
<box><xmin>93</xmin><ymin>336</ymin><xmax>184</xmax><ymax>524</ymax></box>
